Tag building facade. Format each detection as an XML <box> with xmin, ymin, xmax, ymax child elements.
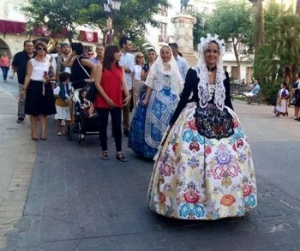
<box><xmin>0</xmin><ymin>0</ymin><xmax>102</xmax><ymax>58</ymax></box>
<box><xmin>144</xmin><ymin>0</ymin><xmax>297</xmax><ymax>83</ymax></box>
<box><xmin>0</xmin><ymin>0</ymin><xmax>28</xmax><ymax>58</ymax></box>
<box><xmin>144</xmin><ymin>0</ymin><xmax>254</xmax><ymax>82</ymax></box>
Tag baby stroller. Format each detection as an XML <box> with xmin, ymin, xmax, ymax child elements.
<box><xmin>67</xmin><ymin>88</ymin><xmax>100</xmax><ymax>145</ymax></box>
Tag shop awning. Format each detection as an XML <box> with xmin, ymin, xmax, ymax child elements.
<box><xmin>0</xmin><ymin>20</ymin><xmax>26</xmax><ymax>34</ymax></box>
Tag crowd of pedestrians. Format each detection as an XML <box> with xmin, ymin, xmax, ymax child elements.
<box><xmin>8</xmin><ymin>34</ymin><xmax>257</xmax><ymax>221</ymax></box>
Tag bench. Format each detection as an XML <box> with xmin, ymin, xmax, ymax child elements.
<box><xmin>230</xmin><ymin>84</ymin><xmax>249</xmax><ymax>100</ymax></box>
<box><xmin>248</xmin><ymin>92</ymin><xmax>262</xmax><ymax>105</ymax></box>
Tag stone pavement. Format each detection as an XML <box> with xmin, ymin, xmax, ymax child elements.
<box><xmin>0</xmin><ymin>86</ymin><xmax>36</xmax><ymax>249</ymax></box>
<box><xmin>1</xmin><ymin>80</ymin><xmax>300</xmax><ymax>251</ymax></box>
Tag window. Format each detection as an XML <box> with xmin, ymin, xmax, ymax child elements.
<box><xmin>231</xmin><ymin>66</ymin><xmax>239</xmax><ymax>79</ymax></box>
<box><xmin>246</xmin><ymin>67</ymin><xmax>253</xmax><ymax>84</ymax></box>
<box><xmin>159</xmin><ymin>22</ymin><xmax>167</xmax><ymax>42</ymax></box>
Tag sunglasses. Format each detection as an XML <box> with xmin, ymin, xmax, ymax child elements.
<box><xmin>137</xmin><ymin>56</ymin><xmax>144</xmax><ymax>58</ymax></box>
<box><xmin>37</xmin><ymin>47</ymin><xmax>47</xmax><ymax>51</ymax></box>
<box><xmin>88</xmin><ymin>53</ymin><xmax>93</xmax><ymax>56</ymax></box>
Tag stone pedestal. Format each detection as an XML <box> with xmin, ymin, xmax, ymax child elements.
<box><xmin>171</xmin><ymin>13</ymin><xmax>197</xmax><ymax>66</ymax></box>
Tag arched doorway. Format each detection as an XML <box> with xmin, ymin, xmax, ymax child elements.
<box><xmin>0</xmin><ymin>39</ymin><xmax>12</xmax><ymax>58</ymax></box>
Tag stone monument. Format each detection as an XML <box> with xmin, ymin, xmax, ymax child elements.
<box><xmin>180</xmin><ymin>0</ymin><xmax>190</xmax><ymax>12</ymax></box>
<box><xmin>171</xmin><ymin>10</ymin><xmax>197</xmax><ymax>66</ymax></box>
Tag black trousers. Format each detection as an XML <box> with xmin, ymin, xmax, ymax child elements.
<box><xmin>97</xmin><ymin>107</ymin><xmax>122</xmax><ymax>152</ymax></box>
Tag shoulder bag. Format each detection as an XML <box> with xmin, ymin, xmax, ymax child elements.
<box><xmin>76</xmin><ymin>58</ymin><xmax>97</xmax><ymax>102</ymax></box>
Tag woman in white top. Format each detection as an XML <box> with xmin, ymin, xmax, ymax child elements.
<box><xmin>131</xmin><ymin>52</ymin><xmax>145</xmax><ymax>108</ymax></box>
<box><xmin>20</xmin><ymin>41</ymin><xmax>56</xmax><ymax>140</ymax></box>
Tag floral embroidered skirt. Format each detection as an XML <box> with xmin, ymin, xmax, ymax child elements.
<box><xmin>147</xmin><ymin>102</ymin><xmax>257</xmax><ymax>220</ymax></box>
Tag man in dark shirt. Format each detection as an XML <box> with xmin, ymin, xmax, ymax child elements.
<box><xmin>12</xmin><ymin>40</ymin><xmax>35</xmax><ymax>123</ymax></box>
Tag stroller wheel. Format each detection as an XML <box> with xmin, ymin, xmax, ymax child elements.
<box><xmin>67</xmin><ymin>125</ymin><xmax>73</xmax><ymax>141</ymax></box>
<box><xmin>72</xmin><ymin>124</ymin><xmax>78</xmax><ymax>134</ymax></box>
<box><xmin>78</xmin><ymin>134</ymin><xmax>85</xmax><ymax>145</ymax></box>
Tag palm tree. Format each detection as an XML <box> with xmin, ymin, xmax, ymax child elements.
<box><xmin>248</xmin><ymin>0</ymin><xmax>264</xmax><ymax>48</ymax></box>
<box><xmin>254</xmin><ymin>14</ymin><xmax>300</xmax><ymax>86</ymax></box>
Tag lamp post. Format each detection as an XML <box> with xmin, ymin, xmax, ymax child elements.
<box><xmin>104</xmin><ymin>0</ymin><xmax>122</xmax><ymax>45</ymax></box>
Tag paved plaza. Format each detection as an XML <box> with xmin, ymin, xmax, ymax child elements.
<box><xmin>0</xmin><ymin>77</ymin><xmax>300</xmax><ymax>251</ymax></box>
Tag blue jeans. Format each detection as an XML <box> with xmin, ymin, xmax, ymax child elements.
<box><xmin>1</xmin><ymin>66</ymin><xmax>9</xmax><ymax>81</ymax></box>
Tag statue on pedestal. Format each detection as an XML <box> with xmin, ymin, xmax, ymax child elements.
<box><xmin>180</xmin><ymin>0</ymin><xmax>189</xmax><ymax>12</ymax></box>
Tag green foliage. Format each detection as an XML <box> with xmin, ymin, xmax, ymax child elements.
<box><xmin>260</xmin><ymin>81</ymin><xmax>281</xmax><ymax>100</ymax></box>
<box><xmin>75</xmin><ymin>0</ymin><xmax>170</xmax><ymax>45</ymax></box>
<box><xmin>253</xmin><ymin>1</ymin><xmax>300</xmax><ymax>99</ymax></box>
<box><xmin>21</xmin><ymin>0</ymin><xmax>170</xmax><ymax>45</ymax></box>
<box><xmin>254</xmin><ymin>14</ymin><xmax>300</xmax><ymax>85</ymax></box>
<box><xmin>187</xmin><ymin>9</ymin><xmax>208</xmax><ymax>50</ymax></box>
<box><xmin>205</xmin><ymin>0</ymin><xmax>253</xmax><ymax>79</ymax></box>
<box><xmin>21</xmin><ymin>0</ymin><xmax>88</xmax><ymax>42</ymax></box>
<box><xmin>206</xmin><ymin>0</ymin><xmax>252</xmax><ymax>44</ymax></box>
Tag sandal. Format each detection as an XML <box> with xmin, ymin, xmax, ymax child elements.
<box><xmin>116</xmin><ymin>152</ymin><xmax>128</xmax><ymax>162</ymax></box>
<box><xmin>31</xmin><ymin>131</ymin><xmax>39</xmax><ymax>141</ymax></box>
<box><xmin>101</xmin><ymin>151</ymin><xmax>110</xmax><ymax>160</ymax></box>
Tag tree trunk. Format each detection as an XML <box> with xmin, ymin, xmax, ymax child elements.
<box><xmin>233</xmin><ymin>38</ymin><xmax>241</xmax><ymax>81</ymax></box>
<box><xmin>249</xmin><ymin>0</ymin><xmax>264</xmax><ymax>48</ymax></box>
<box><xmin>296</xmin><ymin>0</ymin><xmax>300</xmax><ymax>14</ymax></box>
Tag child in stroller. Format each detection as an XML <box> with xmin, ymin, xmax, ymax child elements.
<box><xmin>78</xmin><ymin>89</ymin><xmax>97</xmax><ymax>118</ymax></box>
<box><xmin>70</xmin><ymin>88</ymin><xmax>100</xmax><ymax>144</ymax></box>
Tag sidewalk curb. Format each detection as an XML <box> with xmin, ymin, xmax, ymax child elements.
<box><xmin>0</xmin><ymin>87</ymin><xmax>36</xmax><ymax>249</ymax></box>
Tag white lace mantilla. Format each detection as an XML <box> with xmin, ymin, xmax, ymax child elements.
<box><xmin>145</xmin><ymin>51</ymin><xmax>183</xmax><ymax>95</ymax></box>
<box><xmin>194</xmin><ymin>65</ymin><xmax>226</xmax><ymax>110</ymax></box>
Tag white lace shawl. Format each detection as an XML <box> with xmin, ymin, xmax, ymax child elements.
<box><xmin>195</xmin><ymin>34</ymin><xmax>226</xmax><ymax>110</ymax></box>
<box><xmin>194</xmin><ymin>64</ymin><xmax>226</xmax><ymax>110</ymax></box>
<box><xmin>145</xmin><ymin>46</ymin><xmax>183</xmax><ymax>95</ymax></box>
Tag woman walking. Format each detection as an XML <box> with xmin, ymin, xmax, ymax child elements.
<box><xmin>20</xmin><ymin>41</ymin><xmax>56</xmax><ymax>140</ymax></box>
<box><xmin>148</xmin><ymin>34</ymin><xmax>257</xmax><ymax>220</ymax></box>
<box><xmin>128</xmin><ymin>45</ymin><xmax>183</xmax><ymax>159</ymax></box>
<box><xmin>0</xmin><ymin>51</ymin><xmax>10</xmax><ymax>82</ymax></box>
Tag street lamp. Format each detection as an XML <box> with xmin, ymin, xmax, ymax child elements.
<box><xmin>104</xmin><ymin>0</ymin><xmax>122</xmax><ymax>44</ymax></box>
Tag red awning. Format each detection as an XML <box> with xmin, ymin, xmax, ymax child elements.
<box><xmin>0</xmin><ymin>20</ymin><xmax>26</xmax><ymax>34</ymax></box>
<box><xmin>32</xmin><ymin>26</ymin><xmax>51</xmax><ymax>36</ymax></box>
<box><xmin>78</xmin><ymin>30</ymin><xmax>99</xmax><ymax>43</ymax></box>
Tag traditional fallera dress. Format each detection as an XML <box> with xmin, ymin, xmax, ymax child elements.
<box><xmin>276</xmin><ymin>88</ymin><xmax>289</xmax><ymax>116</ymax></box>
<box><xmin>129</xmin><ymin>60</ymin><xmax>183</xmax><ymax>159</ymax></box>
<box><xmin>148</xmin><ymin>67</ymin><xmax>257</xmax><ymax>220</ymax></box>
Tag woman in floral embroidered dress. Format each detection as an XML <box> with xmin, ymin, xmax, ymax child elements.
<box><xmin>148</xmin><ymin>34</ymin><xmax>257</xmax><ymax>220</ymax></box>
<box><xmin>128</xmin><ymin>46</ymin><xmax>183</xmax><ymax>159</ymax></box>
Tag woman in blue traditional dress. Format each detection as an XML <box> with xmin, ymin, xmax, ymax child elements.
<box><xmin>148</xmin><ymin>34</ymin><xmax>257</xmax><ymax>220</ymax></box>
<box><xmin>128</xmin><ymin>45</ymin><xmax>183</xmax><ymax>159</ymax></box>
